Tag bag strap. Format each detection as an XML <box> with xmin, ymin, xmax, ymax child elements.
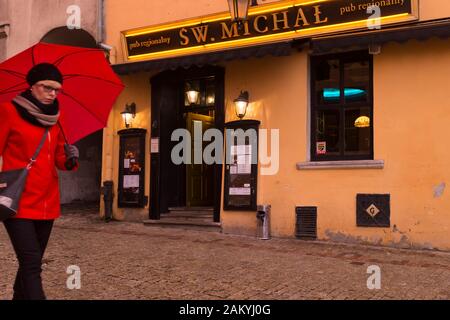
<box><xmin>27</xmin><ymin>128</ymin><xmax>49</xmax><ymax>169</ymax></box>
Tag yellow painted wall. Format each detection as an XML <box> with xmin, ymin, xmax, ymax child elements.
<box><xmin>100</xmin><ymin>71</ymin><xmax>154</xmax><ymax>221</ymax></box>
<box><xmin>420</xmin><ymin>0</ymin><xmax>450</xmax><ymax>20</ymax></box>
<box><xmin>222</xmin><ymin>52</ymin><xmax>308</xmax><ymax>237</ymax></box>
<box><xmin>221</xmin><ymin>38</ymin><xmax>450</xmax><ymax>250</ymax></box>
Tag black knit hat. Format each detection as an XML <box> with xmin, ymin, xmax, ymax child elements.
<box><xmin>26</xmin><ymin>63</ymin><xmax>63</xmax><ymax>86</ymax></box>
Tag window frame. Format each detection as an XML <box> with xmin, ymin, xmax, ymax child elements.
<box><xmin>310</xmin><ymin>51</ymin><xmax>374</xmax><ymax>162</ymax></box>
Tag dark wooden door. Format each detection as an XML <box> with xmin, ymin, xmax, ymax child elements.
<box><xmin>186</xmin><ymin>113</ymin><xmax>214</xmax><ymax>207</ymax></box>
<box><xmin>150</xmin><ymin>66</ymin><xmax>224</xmax><ymax>222</ymax></box>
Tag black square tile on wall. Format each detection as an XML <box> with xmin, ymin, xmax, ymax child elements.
<box><xmin>356</xmin><ymin>194</ymin><xmax>390</xmax><ymax>227</ymax></box>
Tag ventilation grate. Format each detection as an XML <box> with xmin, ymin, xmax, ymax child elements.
<box><xmin>295</xmin><ymin>207</ymin><xmax>317</xmax><ymax>240</ymax></box>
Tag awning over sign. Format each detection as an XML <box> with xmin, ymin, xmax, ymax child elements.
<box><xmin>310</xmin><ymin>18</ymin><xmax>450</xmax><ymax>54</ymax></box>
<box><xmin>113</xmin><ymin>41</ymin><xmax>299</xmax><ymax>75</ymax></box>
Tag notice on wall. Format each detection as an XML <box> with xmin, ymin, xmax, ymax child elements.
<box><xmin>231</xmin><ymin>145</ymin><xmax>252</xmax><ymax>156</ymax></box>
<box><xmin>316</xmin><ymin>141</ymin><xmax>327</xmax><ymax>155</ymax></box>
<box><xmin>237</xmin><ymin>156</ymin><xmax>252</xmax><ymax>174</ymax></box>
<box><xmin>231</xmin><ymin>145</ymin><xmax>252</xmax><ymax>175</ymax></box>
<box><xmin>151</xmin><ymin>138</ymin><xmax>159</xmax><ymax>154</ymax></box>
<box><xmin>124</xmin><ymin>159</ymin><xmax>130</xmax><ymax>169</ymax></box>
<box><xmin>124</xmin><ymin>175</ymin><xmax>139</xmax><ymax>188</ymax></box>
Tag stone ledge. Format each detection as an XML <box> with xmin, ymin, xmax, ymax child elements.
<box><xmin>297</xmin><ymin>160</ymin><xmax>384</xmax><ymax>170</ymax></box>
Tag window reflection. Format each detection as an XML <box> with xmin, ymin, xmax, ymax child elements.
<box><xmin>344</xmin><ymin>60</ymin><xmax>370</xmax><ymax>103</ymax></box>
<box><xmin>316</xmin><ymin>109</ymin><xmax>340</xmax><ymax>155</ymax></box>
<box><xmin>184</xmin><ymin>77</ymin><xmax>215</xmax><ymax>107</ymax></box>
<box><xmin>315</xmin><ymin>59</ymin><xmax>340</xmax><ymax>105</ymax></box>
<box><xmin>345</xmin><ymin>107</ymin><xmax>371</xmax><ymax>155</ymax></box>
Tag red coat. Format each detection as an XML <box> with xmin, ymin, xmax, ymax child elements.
<box><xmin>0</xmin><ymin>102</ymin><xmax>75</xmax><ymax>220</ymax></box>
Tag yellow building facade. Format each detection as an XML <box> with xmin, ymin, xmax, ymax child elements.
<box><xmin>101</xmin><ymin>0</ymin><xmax>450</xmax><ymax>250</ymax></box>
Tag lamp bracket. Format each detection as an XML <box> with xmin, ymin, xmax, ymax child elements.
<box><xmin>125</xmin><ymin>102</ymin><xmax>136</xmax><ymax>116</ymax></box>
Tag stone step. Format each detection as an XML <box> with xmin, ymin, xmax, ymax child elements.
<box><xmin>143</xmin><ymin>218</ymin><xmax>221</xmax><ymax>232</ymax></box>
<box><xmin>162</xmin><ymin>212</ymin><xmax>214</xmax><ymax>219</ymax></box>
<box><xmin>168</xmin><ymin>207</ymin><xmax>214</xmax><ymax>212</ymax></box>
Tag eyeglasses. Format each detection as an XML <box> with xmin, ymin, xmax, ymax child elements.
<box><xmin>37</xmin><ymin>83</ymin><xmax>63</xmax><ymax>95</ymax></box>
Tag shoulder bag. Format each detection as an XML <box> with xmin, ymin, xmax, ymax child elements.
<box><xmin>0</xmin><ymin>128</ymin><xmax>49</xmax><ymax>221</ymax></box>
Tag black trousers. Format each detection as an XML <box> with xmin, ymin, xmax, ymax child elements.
<box><xmin>3</xmin><ymin>218</ymin><xmax>54</xmax><ymax>300</ymax></box>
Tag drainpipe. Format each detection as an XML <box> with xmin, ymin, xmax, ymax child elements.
<box><xmin>101</xmin><ymin>119</ymin><xmax>115</xmax><ymax>221</ymax></box>
<box><xmin>99</xmin><ymin>0</ymin><xmax>116</xmax><ymax>221</ymax></box>
<box><xmin>97</xmin><ymin>0</ymin><xmax>118</xmax><ymax>222</ymax></box>
<box><xmin>101</xmin><ymin>180</ymin><xmax>114</xmax><ymax>222</ymax></box>
<box><xmin>97</xmin><ymin>0</ymin><xmax>115</xmax><ymax>63</ymax></box>
<box><xmin>97</xmin><ymin>0</ymin><xmax>104</xmax><ymax>43</ymax></box>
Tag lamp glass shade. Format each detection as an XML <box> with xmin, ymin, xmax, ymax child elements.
<box><xmin>235</xmin><ymin>100</ymin><xmax>248</xmax><ymax>119</ymax></box>
<box><xmin>121</xmin><ymin>111</ymin><xmax>134</xmax><ymax>128</ymax></box>
<box><xmin>186</xmin><ymin>90</ymin><xmax>200</xmax><ymax>105</ymax></box>
<box><xmin>227</xmin><ymin>0</ymin><xmax>250</xmax><ymax>21</ymax></box>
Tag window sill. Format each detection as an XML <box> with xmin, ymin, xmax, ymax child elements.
<box><xmin>296</xmin><ymin>160</ymin><xmax>384</xmax><ymax>170</ymax></box>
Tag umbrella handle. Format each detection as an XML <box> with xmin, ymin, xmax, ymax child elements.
<box><xmin>58</xmin><ymin>121</ymin><xmax>77</xmax><ymax>168</ymax></box>
<box><xmin>57</xmin><ymin>121</ymin><xmax>69</xmax><ymax>144</ymax></box>
<box><xmin>71</xmin><ymin>157</ymin><xmax>77</xmax><ymax>168</ymax></box>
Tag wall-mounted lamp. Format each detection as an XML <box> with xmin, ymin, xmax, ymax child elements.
<box><xmin>227</xmin><ymin>0</ymin><xmax>257</xmax><ymax>27</ymax></box>
<box><xmin>369</xmin><ymin>43</ymin><xmax>382</xmax><ymax>55</ymax></box>
<box><xmin>234</xmin><ymin>91</ymin><xmax>249</xmax><ymax>120</ymax></box>
<box><xmin>121</xmin><ymin>102</ymin><xmax>136</xmax><ymax>128</ymax></box>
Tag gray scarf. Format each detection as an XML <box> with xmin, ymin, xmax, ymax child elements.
<box><xmin>12</xmin><ymin>95</ymin><xmax>60</xmax><ymax>127</ymax></box>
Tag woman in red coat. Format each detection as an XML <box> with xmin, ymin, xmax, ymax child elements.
<box><xmin>0</xmin><ymin>63</ymin><xmax>79</xmax><ymax>300</ymax></box>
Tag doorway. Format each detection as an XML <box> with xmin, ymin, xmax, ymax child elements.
<box><xmin>150</xmin><ymin>66</ymin><xmax>224</xmax><ymax>222</ymax></box>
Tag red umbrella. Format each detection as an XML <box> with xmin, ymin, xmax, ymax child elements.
<box><xmin>0</xmin><ymin>42</ymin><xmax>124</xmax><ymax>144</ymax></box>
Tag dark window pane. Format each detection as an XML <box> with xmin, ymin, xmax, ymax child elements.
<box><xmin>343</xmin><ymin>60</ymin><xmax>370</xmax><ymax>103</ymax></box>
<box><xmin>344</xmin><ymin>107</ymin><xmax>371</xmax><ymax>155</ymax></box>
<box><xmin>315</xmin><ymin>59</ymin><xmax>340</xmax><ymax>105</ymax></box>
<box><xmin>316</xmin><ymin>109</ymin><xmax>340</xmax><ymax>156</ymax></box>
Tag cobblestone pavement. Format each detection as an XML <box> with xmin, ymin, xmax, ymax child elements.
<box><xmin>1</xmin><ymin>211</ymin><xmax>449</xmax><ymax>300</ymax></box>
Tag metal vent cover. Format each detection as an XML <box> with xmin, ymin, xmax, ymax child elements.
<box><xmin>295</xmin><ymin>207</ymin><xmax>317</xmax><ymax>240</ymax></box>
<box><xmin>357</xmin><ymin>194</ymin><xmax>390</xmax><ymax>227</ymax></box>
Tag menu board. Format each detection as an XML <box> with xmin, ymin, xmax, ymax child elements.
<box><xmin>227</xmin><ymin>144</ymin><xmax>252</xmax><ymax>207</ymax></box>
<box><xmin>224</xmin><ymin>120</ymin><xmax>260</xmax><ymax>211</ymax></box>
<box><xmin>118</xmin><ymin>129</ymin><xmax>147</xmax><ymax>208</ymax></box>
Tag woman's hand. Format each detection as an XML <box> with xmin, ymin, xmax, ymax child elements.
<box><xmin>64</xmin><ymin>144</ymin><xmax>79</xmax><ymax>170</ymax></box>
<box><xmin>64</xmin><ymin>144</ymin><xmax>79</xmax><ymax>160</ymax></box>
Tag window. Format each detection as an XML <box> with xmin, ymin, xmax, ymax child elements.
<box><xmin>184</xmin><ymin>77</ymin><xmax>216</xmax><ymax>108</ymax></box>
<box><xmin>184</xmin><ymin>77</ymin><xmax>216</xmax><ymax>117</ymax></box>
<box><xmin>311</xmin><ymin>51</ymin><xmax>373</xmax><ymax>161</ymax></box>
